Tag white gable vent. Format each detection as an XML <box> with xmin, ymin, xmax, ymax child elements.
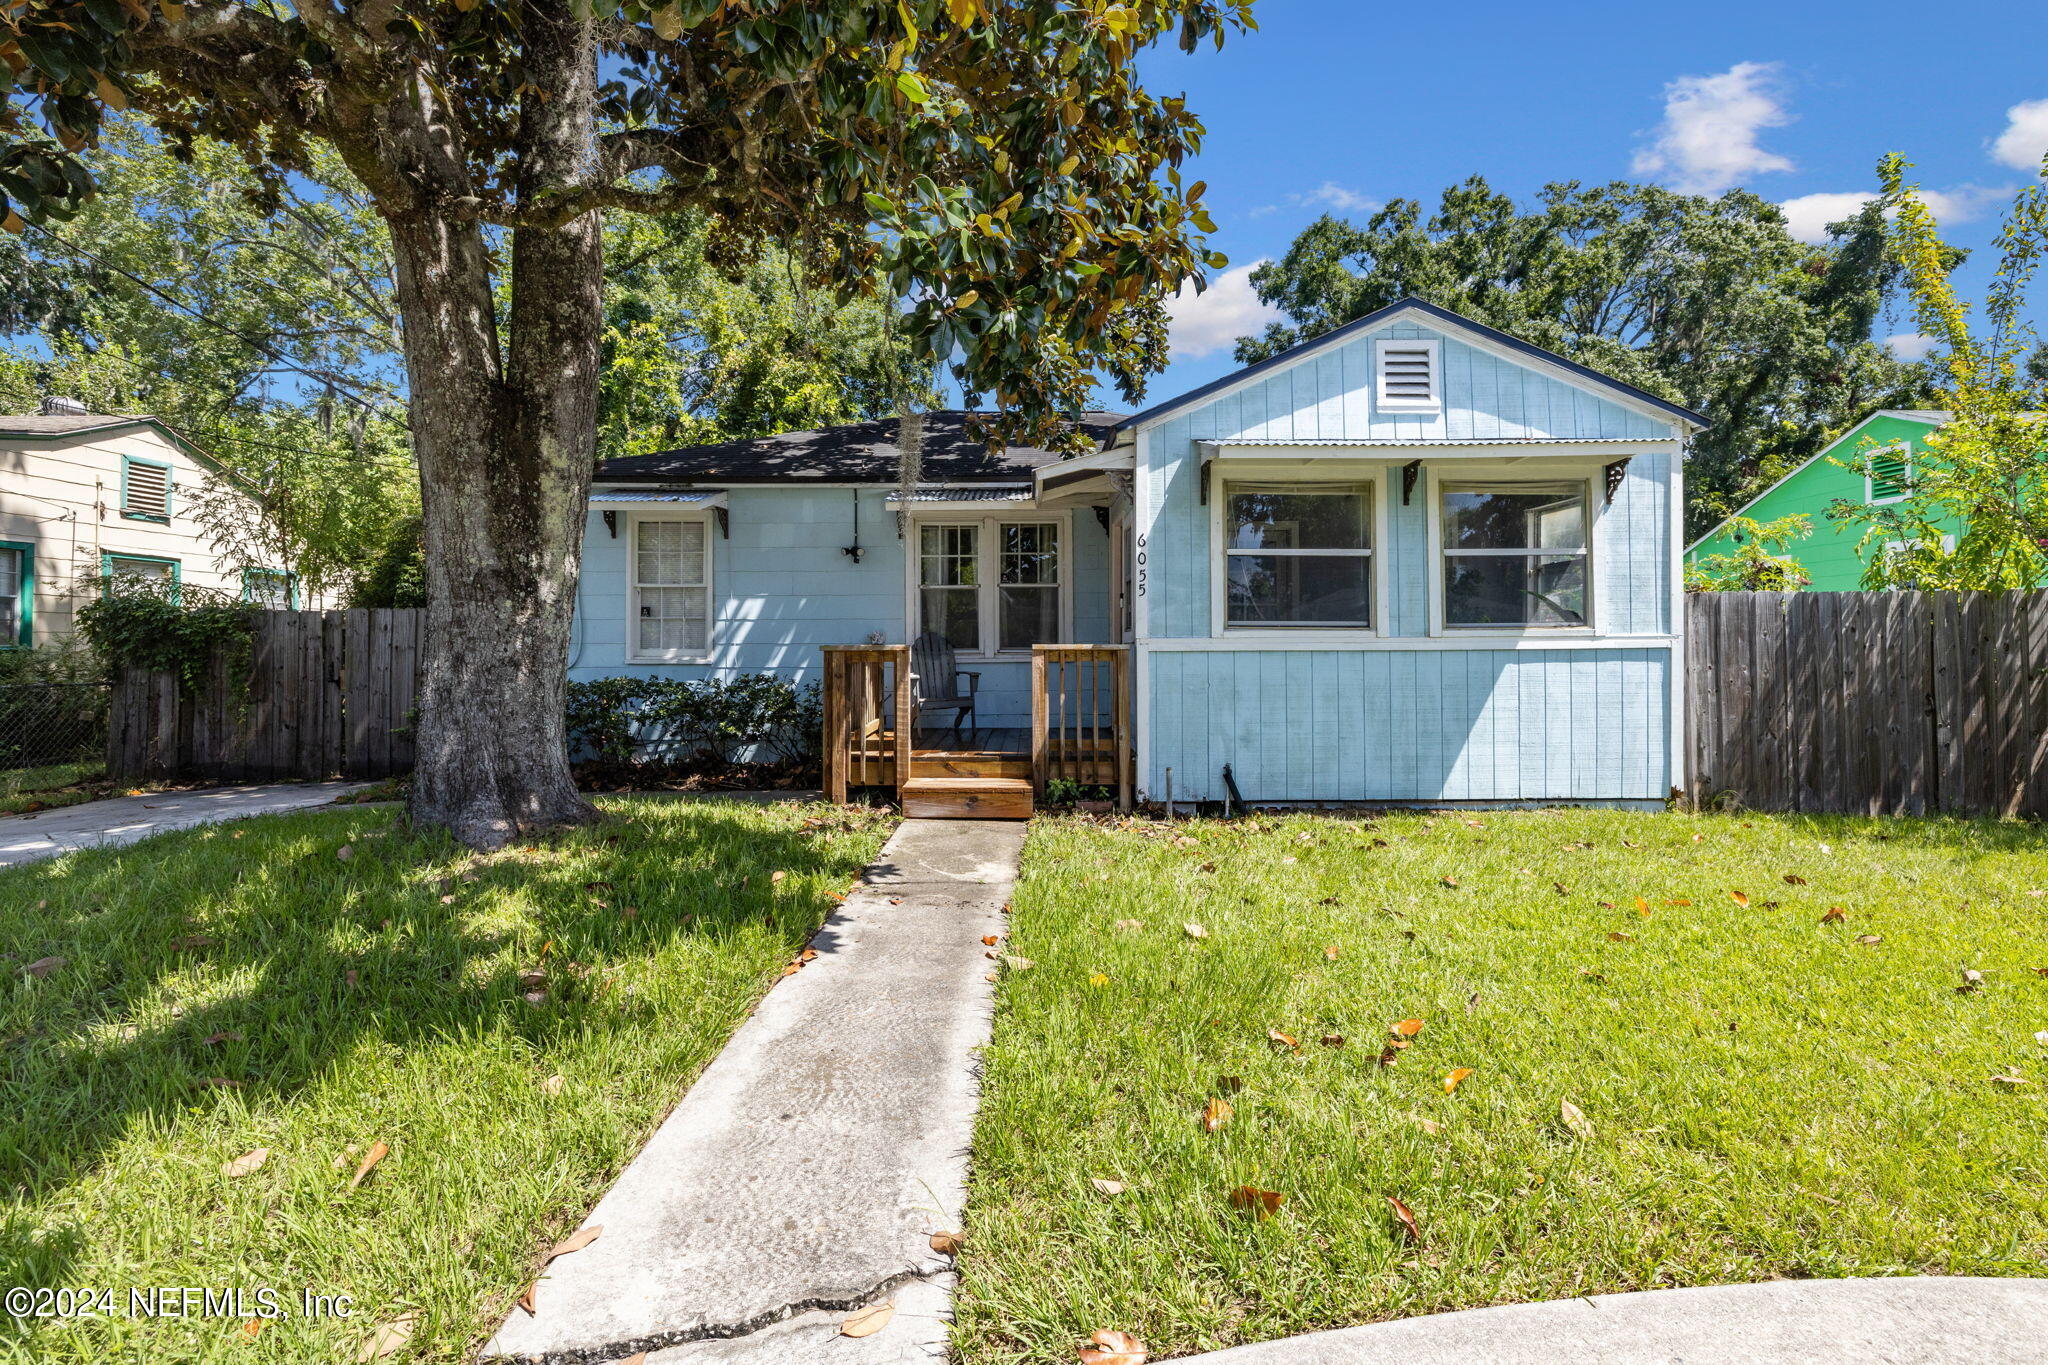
<box><xmin>1374</xmin><ymin>338</ymin><xmax>1441</xmax><ymax>411</ymax></box>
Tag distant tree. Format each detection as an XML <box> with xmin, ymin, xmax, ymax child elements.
<box><xmin>1234</xmin><ymin>178</ymin><xmax>1933</xmax><ymax>538</ymax></box>
<box><xmin>1</xmin><ymin>2</ymin><xmax>1246</xmax><ymax>847</ymax></box>
<box><xmin>1684</xmin><ymin>513</ymin><xmax>1813</xmax><ymax>592</ymax></box>
<box><xmin>1828</xmin><ymin>156</ymin><xmax>2048</xmax><ymax>591</ymax></box>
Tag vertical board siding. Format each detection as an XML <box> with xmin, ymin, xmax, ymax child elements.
<box><xmin>1687</xmin><ymin>590</ymin><xmax>2048</xmax><ymax>818</ymax></box>
<box><xmin>572</xmin><ymin>487</ymin><xmax>1114</xmax><ymax>728</ymax></box>
<box><xmin>1146</xmin><ymin>647</ymin><xmax>1672</xmax><ymax>803</ymax></box>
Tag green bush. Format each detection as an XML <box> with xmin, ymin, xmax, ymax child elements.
<box><xmin>74</xmin><ymin>576</ymin><xmax>256</xmax><ymax>693</ymax></box>
<box><xmin>564</xmin><ymin>674</ymin><xmax>822</xmax><ymax>770</ymax></box>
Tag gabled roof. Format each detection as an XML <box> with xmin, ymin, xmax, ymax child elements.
<box><xmin>1107</xmin><ymin>297</ymin><xmax>1709</xmax><ymax>436</ymax></box>
<box><xmin>0</xmin><ymin>411</ymin><xmax>235</xmax><ymax>481</ymax></box>
<box><xmin>596</xmin><ymin>409</ymin><xmax>1124</xmax><ymax>485</ymax></box>
<box><xmin>1682</xmin><ymin>408</ymin><xmax>1949</xmax><ymax>553</ymax></box>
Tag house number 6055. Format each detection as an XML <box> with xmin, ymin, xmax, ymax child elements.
<box><xmin>1134</xmin><ymin>532</ymin><xmax>1147</xmax><ymax>597</ymax></box>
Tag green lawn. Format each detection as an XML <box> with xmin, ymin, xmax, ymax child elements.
<box><xmin>0</xmin><ymin>795</ymin><xmax>891</xmax><ymax>1364</ymax></box>
<box><xmin>956</xmin><ymin>809</ymin><xmax>2048</xmax><ymax>1363</ymax></box>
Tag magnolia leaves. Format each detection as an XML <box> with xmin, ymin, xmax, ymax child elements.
<box><xmin>840</xmin><ymin>1301</ymin><xmax>894</xmax><ymax>1338</ymax></box>
<box><xmin>1078</xmin><ymin>1328</ymin><xmax>1148</xmax><ymax>1365</ymax></box>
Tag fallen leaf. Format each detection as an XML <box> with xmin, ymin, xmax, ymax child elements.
<box><xmin>1820</xmin><ymin>907</ymin><xmax>1846</xmax><ymax>924</ymax></box>
<box><xmin>1266</xmin><ymin>1029</ymin><xmax>1300</xmax><ymax>1051</ymax></box>
<box><xmin>1990</xmin><ymin>1070</ymin><xmax>2030</xmax><ymax>1087</ymax></box>
<box><xmin>1229</xmin><ymin>1185</ymin><xmax>1285</xmax><ymax>1220</ymax></box>
<box><xmin>929</xmin><ymin>1230</ymin><xmax>964</xmax><ymax>1255</ymax></box>
<box><xmin>1783</xmin><ymin>873</ymin><xmax>1808</xmax><ymax>885</ymax></box>
<box><xmin>1000</xmin><ymin>955</ymin><xmax>1034</xmax><ymax>971</ymax></box>
<box><xmin>1439</xmin><ymin>876</ymin><xmax>1460</xmax><ymax>889</ymax></box>
<box><xmin>242</xmin><ymin>1319</ymin><xmax>264</xmax><ymax>1338</ymax></box>
<box><xmin>204</xmin><ymin>1030</ymin><xmax>244</xmax><ymax>1046</ymax></box>
<box><xmin>840</xmin><ymin>1301</ymin><xmax>894</xmax><ymax>1338</ymax></box>
<box><xmin>1633</xmin><ymin>896</ymin><xmax>1651</xmax><ymax>916</ymax></box>
<box><xmin>542</xmin><ymin>1074</ymin><xmax>565</xmax><ymax>1095</ymax></box>
<box><xmin>1078</xmin><ymin>1328</ymin><xmax>1149</xmax><ymax>1365</ymax></box>
<box><xmin>982</xmin><ymin>935</ymin><xmax>1000</xmax><ymax>946</ymax></box>
<box><xmin>1730</xmin><ymin>890</ymin><xmax>1750</xmax><ymax>907</ymax></box>
<box><xmin>1443</xmin><ymin>1067</ymin><xmax>1475</xmax><ymax>1093</ymax></box>
<box><xmin>1958</xmin><ymin>969</ymin><xmax>1986</xmax><ymax>993</ymax></box>
<box><xmin>23</xmin><ymin>956</ymin><xmax>64</xmax><ymax>978</ymax></box>
<box><xmin>1320</xmin><ymin>1033</ymin><xmax>1345</xmax><ymax>1048</ymax></box>
<box><xmin>1392</xmin><ymin>1018</ymin><xmax>1425</xmax><ymax>1039</ymax></box>
<box><xmin>336</xmin><ymin>844</ymin><xmax>355</xmax><ymax>862</ymax></box>
<box><xmin>516</xmin><ymin>1283</ymin><xmax>537</xmax><ymax>1315</ymax></box>
<box><xmin>355</xmin><ymin>1312</ymin><xmax>417</xmax><ymax>1360</ymax></box>
<box><xmin>1201</xmin><ymin>1098</ymin><xmax>1233</xmax><ymax>1131</ymax></box>
<box><xmin>1387</xmin><ymin>1195</ymin><xmax>1422</xmax><ymax>1244</ymax></box>
<box><xmin>771</xmin><ymin>870</ymin><xmax>788</xmax><ymax>885</ymax></box>
<box><xmin>548</xmin><ymin>1225</ymin><xmax>602</xmax><ymax>1260</ymax></box>
<box><xmin>1114</xmin><ymin>919</ymin><xmax>1144</xmax><ymax>931</ymax></box>
<box><xmin>222</xmin><ymin>1147</ymin><xmax>270</xmax><ymax>1178</ymax></box>
<box><xmin>1560</xmin><ymin>1100</ymin><xmax>1594</xmax><ymax>1141</ymax></box>
<box><xmin>1090</xmin><ymin>1178</ymin><xmax>1126</xmax><ymax>1196</ymax></box>
<box><xmin>1323</xmin><ymin>944</ymin><xmax>1341</xmax><ymax>961</ymax></box>
<box><xmin>1857</xmin><ymin>934</ymin><xmax>1883</xmax><ymax>946</ymax></box>
<box><xmin>347</xmin><ymin>1141</ymin><xmax>388</xmax><ymax>1191</ymax></box>
<box><xmin>1411</xmin><ymin>1116</ymin><xmax>1442</xmax><ymax>1136</ymax></box>
<box><xmin>1215</xmin><ymin>1075</ymin><xmax>1243</xmax><ymax>1094</ymax></box>
<box><xmin>1183</xmin><ymin>922</ymin><xmax>1208</xmax><ymax>939</ymax></box>
<box><xmin>1665</xmin><ymin>898</ymin><xmax>1693</xmax><ymax>907</ymax></box>
<box><xmin>1606</xmin><ymin>931</ymin><xmax>1634</xmax><ymax>942</ymax></box>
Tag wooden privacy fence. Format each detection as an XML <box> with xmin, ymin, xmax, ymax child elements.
<box><xmin>1687</xmin><ymin>590</ymin><xmax>2048</xmax><ymax>818</ymax></box>
<box><xmin>107</xmin><ymin>608</ymin><xmax>423</xmax><ymax>782</ymax></box>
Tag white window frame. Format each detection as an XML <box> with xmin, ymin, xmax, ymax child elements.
<box><xmin>905</xmin><ymin>511</ymin><xmax>1073</xmax><ymax>660</ymax></box>
<box><xmin>626</xmin><ymin>510</ymin><xmax>716</xmax><ymax>664</ymax></box>
<box><xmin>1208</xmin><ymin>465</ymin><xmax>1388</xmax><ymax>638</ymax></box>
<box><xmin>1428</xmin><ymin>472</ymin><xmax>1599</xmax><ymax>637</ymax></box>
<box><xmin>1373</xmin><ymin>338</ymin><xmax>1443</xmax><ymax>413</ymax></box>
<box><xmin>1864</xmin><ymin>443</ymin><xmax>1911</xmax><ymax>505</ymax></box>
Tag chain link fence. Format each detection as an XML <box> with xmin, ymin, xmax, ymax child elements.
<box><xmin>0</xmin><ymin>682</ymin><xmax>110</xmax><ymax>777</ymax></box>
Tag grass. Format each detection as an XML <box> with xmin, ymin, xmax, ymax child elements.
<box><xmin>0</xmin><ymin>795</ymin><xmax>891</xmax><ymax>1364</ymax></box>
<box><xmin>956</xmin><ymin>808</ymin><xmax>2048</xmax><ymax>1363</ymax></box>
<box><xmin>0</xmin><ymin>761</ymin><xmax>109</xmax><ymax>816</ymax></box>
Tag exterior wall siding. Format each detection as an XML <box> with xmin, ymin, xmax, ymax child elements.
<box><xmin>1137</xmin><ymin>314</ymin><xmax>1684</xmax><ymax>805</ymax></box>
<box><xmin>571</xmin><ymin>486</ymin><xmax>1111</xmax><ymax>729</ymax></box>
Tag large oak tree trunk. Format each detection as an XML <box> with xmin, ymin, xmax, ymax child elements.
<box><xmin>377</xmin><ymin>13</ymin><xmax>604</xmax><ymax>848</ymax></box>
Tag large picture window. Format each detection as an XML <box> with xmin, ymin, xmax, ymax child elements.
<box><xmin>1224</xmin><ymin>482</ymin><xmax>1373</xmax><ymax>627</ymax></box>
<box><xmin>630</xmin><ymin>515</ymin><xmax>712</xmax><ymax>660</ymax></box>
<box><xmin>916</xmin><ymin>517</ymin><xmax>1064</xmax><ymax>655</ymax></box>
<box><xmin>1440</xmin><ymin>483</ymin><xmax>1589</xmax><ymax>628</ymax></box>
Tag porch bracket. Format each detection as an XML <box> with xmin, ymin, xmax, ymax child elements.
<box><xmin>601</xmin><ymin>510</ymin><xmax>617</xmax><ymax>539</ymax></box>
<box><xmin>714</xmin><ymin>505</ymin><xmax>730</xmax><ymax>538</ymax></box>
<box><xmin>1604</xmin><ymin>456</ymin><xmax>1632</xmax><ymax>504</ymax></box>
<box><xmin>1401</xmin><ymin>460</ymin><xmax>1422</xmax><ymax>505</ymax></box>
<box><xmin>1199</xmin><ymin>462</ymin><xmax>1211</xmax><ymax>506</ymax></box>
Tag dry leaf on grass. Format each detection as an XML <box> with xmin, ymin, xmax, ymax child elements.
<box><xmin>347</xmin><ymin>1141</ymin><xmax>389</xmax><ymax>1191</ymax></box>
<box><xmin>1320</xmin><ymin>1033</ymin><xmax>1345</xmax><ymax>1048</ymax></box>
<box><xmin>1606</xmin><ymin>931</ymin><xmax>1634</xmax><ymax>943</ymax></box>
<box><xmin>1958</xmin><ymin>969</ymin><xmax>1986</xmax><ymax>993</ymax></box>
<box><xmin>542</xmin><ymin>1074</ymin><xmax>565</xmax><ymax>1095</ymax></box>
<box><xmin>204</xmin><ymin>1030</ymin><xmax>243</xmax><ymax>1046</ymax></box>
<box><xmin>1820</xmin><ymin>908</ymin><xmax>1846</xmax><ymax>924</ymax></box>
<box><xmin>1114</xmin><ymin>919</ymin><xmax>1145</xmax><ymax>931</ymax></box>
<box><xmin>1730</xmin><ymin>890</ymin><xmax>1750</xmax><ymax>907</ymax></box>
<box><xmin>1078</xmin><ymin>1328</ymin><xmax>1148</xmax><ymax>1365</ymax></box>
<box><xmin>1323</xmin><ymin>944</ymin><xmax>1341</xmax><ymax>961</ymax></box>
<box><xmin>1990</xmin><ymin>1070</ymin><xmax>2030</xmax><ymax>1087</ymax></box>
<box><xmin>1560</xmin><ymin>1100</ymin><xmax>1594</xmax><ymax>1141</ymax></box>
<box><xmin>1387</xmin><ymin>1196</ymin><xmax>1422</xmax><ymax>1244</ymax></box>
<box><xmin>336</xmin><ymin>844</ymin><xmax>355</xmax><ymax>863</ymax></box>
<box><xmin>23</xmin><ymin>956</ymin><xmax>64</xmax><ymax>979</ymax></box>
<box><xmin>1391</xmin><ymin>1018</ymin><xmax>1425</xmax><ymax>1039</ymax></box>
<box><xmin>548</xmin><ymin>1225</ymin><xmax>602</xmax><ymax>1260</ymax></box>
<box><xmin>355</xmin><ymin>1312</ymin><xmax>418</xmax><ymax>1360</ymax></box>
<box><xmin>1439</xmin><ymin>876</ymin><xmax>1460</xmax><ymax>889</ymax></box>
<box><xmin>1443</xmin><ymin>1068</ymin><xmax>1474</xmax><ymax>1093</ymax></box>
<box><xmin>1411</xmin><ymin>1116</ymin><xmax>1442</xmax><ymax>1136</ymax></box>
<box><xmin>929</xmin><ymin>1230</ymin><xmax>964</xmax><ymax>1255</ymax></box>
<box><xmin>1000</xmin><ymin>955</ymin><xmax>1034</xmax><ymax>972</ymax></box>
<box><xmin>1783</xmin><ymin>873</ymin><xmax>1808</xmax><ymax>885</ymax></box>
<box><xmin>222</xmin><ymin>1147</ymin><xmax>270</xmax><ymax>1178</ymax></box>
<box><xmin>1229</xmin><ymin>1185</ymin><xmax>1285</xmax><ymax>1220</ymax></box>
<box><xmin>1857</xmin><ymin>934</ymin><xmax>1884</xmax><ymax>946</ymax></box>
<box><xmin>516</xmin><ymin>1283</ymin><xmax>538</xmax><ymax>1315</ymax></box>
<box><xmin>840</xmin><ymin>1301</ymin><xmax>894</xmax><ymax>1338</ymax></box>
<box><xmin>1183</xmin><ymin>922</ymin><xmax>1208</xmax><ymax>939</ymax></box>
<box><xmin>1266</xmin><ymin>1029</ymin><xmax>1300</xmax><ymax>1051</ymax></box>
<box><xmin>1090</xmin><ymin>1178</ymin><xmax>1126</xmax><ymax>1196</ymax></box>
<box><xmin>1201</xmin><ymin>1098</ymin><xmax>1233</xmax><ymax>1132</ymax></box>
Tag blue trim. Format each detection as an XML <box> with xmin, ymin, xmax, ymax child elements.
<box><xmin>119</xmin><ymin>455</ymin><xmax>174</xmax><ymax>523</ymax></box>
<box><xmin>1109</xmin><ymin>297</ymin><xmax>1709</xmax><ymax>436</ymax></box>
<box><xmin>0</xmin><ymin>540</ymin><xmax>31</xmax><ymax>647</ymax></box>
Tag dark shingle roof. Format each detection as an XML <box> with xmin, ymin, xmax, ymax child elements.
<box><xmin>0</xmin><ymin>412</ymin><xmax>155</xmax><ymax>437</ymax></box>
<box><xmin>596</xmin><ymin>410</ymin><xmax>1123</xmax><ymax>485</ymax></box>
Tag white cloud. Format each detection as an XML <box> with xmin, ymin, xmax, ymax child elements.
<box><xmin>1168</xmin><ymin>261</ymin><xmax>1281</xmax><ymax>361</ymax></box>
<box><xmin>1886</xmin><ymin>332</ymin><xmax>1937</xmax><ymax>361</ymax></box>
<box><xmin>1990</xmin><ymin>98</ymin><xmax>2048</xmax><ymax>171</ymax></box>
<box><xmin>1246</xmin><ymin>203</ymin><xmax>1279</xmax><ymax>219</ymax></box>
<box><xmin>1289</xmin><ymin>182</ymin><xmax>1380</xmax><ymax>215</ymax></box>
<box><xmin>1777</xmin><ymin>185</ymin><xmax>2011</xmax><ymax>244</ymax></box>
<box><xmin>1633</xmin><ymin>61</ymin><xmax>1795</xmax><ymax>195</ymax></box>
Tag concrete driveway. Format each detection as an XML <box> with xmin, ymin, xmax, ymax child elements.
<box><xmin>0</xmin><ymin>782</ymin><xmax>371</xmax><ymax>867</ymax></box>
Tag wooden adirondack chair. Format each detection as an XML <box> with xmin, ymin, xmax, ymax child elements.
<box><xmin>909</xmin><ymin>631</ymin><xmax>979</xmax><ymax>738</ymax></box>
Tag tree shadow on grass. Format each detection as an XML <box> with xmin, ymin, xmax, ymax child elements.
<box><xmin>0</xmin><ymin>797</ymin><xmax>886</xmax><ymax>1346</ymax></box>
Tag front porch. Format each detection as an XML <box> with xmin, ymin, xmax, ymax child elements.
<box><xmin>821</xmin><ymin>644</ymin><xmax>1132</xmax><ymax>819</ymax></box>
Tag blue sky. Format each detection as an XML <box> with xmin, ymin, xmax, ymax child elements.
<box><xmin>1125</xmin><ymin>0</ymin><xmax>2048</xmax><ymax>407</ymax></box>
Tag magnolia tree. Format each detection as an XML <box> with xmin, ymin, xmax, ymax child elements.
<box><xmin>1829</xmin><ymin>155</ymin><xmax>2048</xmax><ymax>590</ymax></box>
<box><xmin>0</xmin><ymin>1</ymin><xmax>1247</xmax><ymax>847</ymax></box>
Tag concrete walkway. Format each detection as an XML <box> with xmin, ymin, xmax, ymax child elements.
<box><xmin>1181</xmin><ymin>1277</ymin><xmax>2048</xmax><ymax>1364</ymax></box>
<box><xmin>485</xmin><ymin>818</ymin><xmax>1025</xmax><ymax>1365</ymax></box>
<box><xmin>0</xmin><ymin>781</ymin><xmax>370</xmax><ymax>867</ymax></box>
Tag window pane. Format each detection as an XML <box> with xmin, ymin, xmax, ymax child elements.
<box><xmin>1226</xmin><ymin>554</ymin><xmax>1371</xmax><ymax>625</ymax></box>
<box><xmin>1442</xmin><ymin>488</ymin><xmax>1585</xmax><ymax>551</ymax></box>
<box><xmin>920</xmin><ymin>586</ymin><xmax>979</xmax><ymax>652</ymax></box>
<box><xmin>1229</xmin><ymin>486</ymin><xmax>1370</xmax><ymax>550</ymax></box>
<box><xmin>0</xmin><ymin>549</ymin><xmax>16</xmax><ymax>638</ymax></box>
<box><xmin>635</xmin><ymin>519</ymin><xmax>704</xmax><ymax>586</ymax></box>
<box><xmin>1444</xmin><ymin>554</ymin><xmax>1587</xmax><ymax>626</ymax></box>
<box><xmin>999</xmin><ymin>585</ymin><xmax>1059</xmax><ymax>650</ymax></box>
<box><xmin>111</xmin><ymin>557</ymin><xmax>173</xmax><ymax>582</ymax></box>
<box><xmin>637</xmin><ymin>586</ymin><xmax>707</xmax><ymax>653</ymax></box>
<box><xmin>1000</xmin><ymin>523</ymin><xmax>1059</xmax><ymax>585</ymax></box>
<box><xmin>919</xmin><ymin>524</ymin><xmax>978</xmax><ymax>587</ymax></box>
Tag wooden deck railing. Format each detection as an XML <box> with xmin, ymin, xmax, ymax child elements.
<box><xmin>820</xmin><ymin>645</ymin><xmax>912</xmax><ymax>802</ymax></box>
<box><xmin>1031</xmin><ymin>644</ymin><xmax>1132</xmax><ymax>810</ymax></box>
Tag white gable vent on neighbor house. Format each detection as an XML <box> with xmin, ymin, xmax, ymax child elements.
<box><xmin>1374</xmin><ymin>338</ymin><xmax>1441</xmax><ymax>411</ymax></box>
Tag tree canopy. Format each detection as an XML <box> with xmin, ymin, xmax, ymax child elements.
<box><xmin>1234</xmin><ymin>177</ymin><xmax>1934</xmax><ymax>537</ymax></box>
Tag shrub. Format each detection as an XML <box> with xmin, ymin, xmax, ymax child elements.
<box><xmin>563</xmin><ymin>674</ymin><xmax>822</xmax><ymax>771</ymax></box>
<box><xmin>74</xmin><ymin>575</ymin><xmax>256</xmax><ymax>693</ymax></box>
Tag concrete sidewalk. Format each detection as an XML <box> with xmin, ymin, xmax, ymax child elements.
<box><xmin>1180</xmin><ymin>1277</ymin><xmax>2048</xmax><ymax>1364</ymax></box>
<box><xmin>485</xmin><ymin>818</ymin><xmax>1025</xmax><ymax>1365</ymax></box>
<box><xmin>0</xmin><ymin>781</ymin><xmax>370</xmax><ymax>867</ymax></box>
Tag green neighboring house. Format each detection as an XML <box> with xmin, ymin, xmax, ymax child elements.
<box><xmin>1686</xmin><ymin>409</ymin><xmax>1956</xmax><ymax>590</ymax></box>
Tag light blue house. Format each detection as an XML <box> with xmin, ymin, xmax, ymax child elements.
<box><xmin>573</xmin><ymin>298</ymin><xmax>1704</xmax><ymax>814</ymax></box>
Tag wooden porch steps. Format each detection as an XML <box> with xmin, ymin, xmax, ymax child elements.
<box><xmin>900</xmin><ymin>776</ymin><xmax>1034</xmax><ymax>820</ymax></box>
<box><xmin>911</xmin><ymin>752</ymin><xmax>1032</xmax><ymax>781</ymax></box>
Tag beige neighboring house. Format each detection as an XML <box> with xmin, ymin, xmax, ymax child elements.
<box><xmin>0</xmin><ymin>399</ymin><xmax>285</xmax><ymax>649</ymax></box>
